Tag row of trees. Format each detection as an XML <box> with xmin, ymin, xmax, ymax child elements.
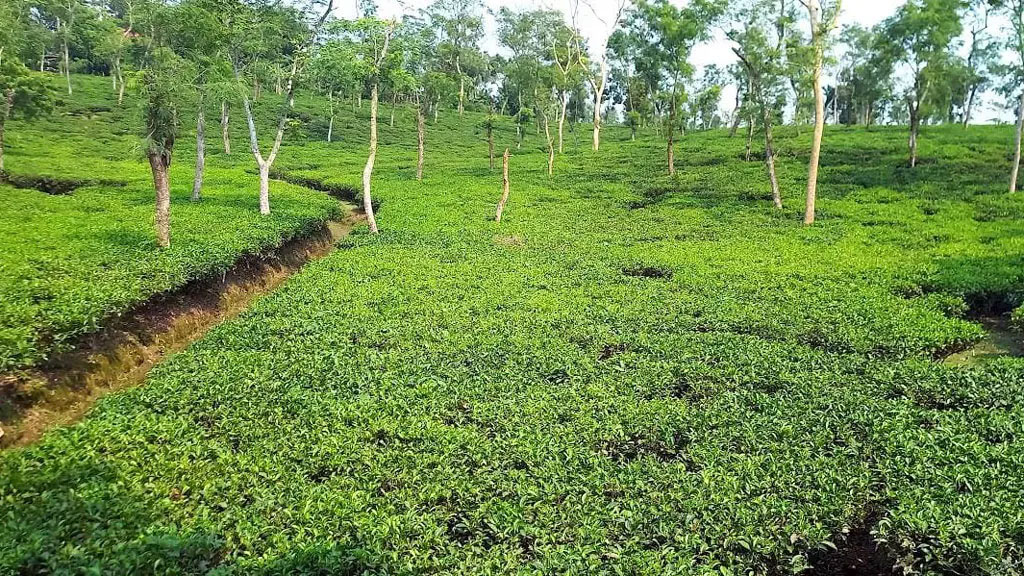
<box><xmin>2</xmin><ymin>0</ymin><xmax>1024</xmax><ymax>245</ymax></box>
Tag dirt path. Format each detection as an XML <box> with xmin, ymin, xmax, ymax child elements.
<box><xmin>0</xmin><ymin>203</ymin><xmax>363</xmax><ymax>449</ymax></box>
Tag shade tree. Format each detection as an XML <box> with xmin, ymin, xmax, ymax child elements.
<box><xmin>229</xmin><ymin>0</ymin><xmax>333</xmax><ymax>215</ymax></box>
<box><xmin>800</xmin><ymin>0</ymin><xmax>841</xmax><ymax>225</ymax></box>
<box><xmin>727</xmin><ymin>0</ymin><xmax>793</xmax><ymax>208</ymax></box>
<box><xmin>627</xmin><ymin>0</ymin><xmax>720</xmax><ymax>175</ymax></box>
<box><xmin>324</xmin><ymin>16</ymin><xmax>402</xmax><ymax>233</ymax></box>
<box><xmin>138</xmin><ymin>47</ymin><xmax>182</xmax><ymax>248</ymax></box>
<box><xmin>877</xmin><ymin>0</ymin><xmax>964</xmax><ymax>168</ymax></box>
<box><xmin>835</xmin><ymin>24</ymin><xmax>894</xmax><ymax>126</ymax></box>
<box><xmin>167</xmin><ymin>0</ymin><xmax>235</xmax><ymax>201</ymax></box>
<box><xmin>991</xmin><ymin>0</ymin><xmax>1024</xmax><ymax>192</ymax></box>
<box><xmin>308</xmin><ymin>40</ymin><xmax>360</xmax><ymax>142</ymax></box>
<box><xmin>570</xmin><ymin>0</ymin><xmax>629</xmax><ymax>152</ymax></box>
<box><xmin>956</xmin><ymin>0</ymin><xmax>997</xmax><ymax>126</ymax></box>
<box><xmin>425</xmin><ymin>0</ymin><xmax>485</xmax><ymax>117</ymax></box>
<box><xmin>0</xmin><ymin>59</ymin><xmax>52</xmax><ymax>174</ymax></box>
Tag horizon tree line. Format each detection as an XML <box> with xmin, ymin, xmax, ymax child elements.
<box><xmin>2</xmin><ymin>0</ymin><xmax>1024</xmax><ymax>246</ymax></box>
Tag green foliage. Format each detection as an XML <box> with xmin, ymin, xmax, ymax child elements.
<box><xmin>0</xmin><ymin>59</ymin><xmax>53</xmax><ymax>121</ymax></box>
<box><xmin>1</xmin><ymin>73</ymin><xmax>1024</xmax><ymax>575</ymax></box>
<box><xmin>0</xmin><ymin>74</ymin><xmax>339</xmax><ymax>371</ymax></box>
<box><xmin>139</xmin><ymin>48</ymin><xmax>182</xmax><ymax>158</ymax></box>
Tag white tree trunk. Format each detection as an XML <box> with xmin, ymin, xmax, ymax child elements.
<box><xmin>495</xmin><ymin>148</ymin><xmax>510</xmax><ymax>222</ymax></box>
<box><xmin>148</xmin><ymin>153</ymin><xmax>171</xmax><ymax>248</ymax></box>
<box><xmin>61</xmin><ymin>19</ymin><xmax>72</xmax><ymax>96</ymax></box>
<box><xmin>258</xmin><ymin>162</ymin><xmax>270</xmax><ymax>215</ymax></box>
<box><xmin>363</xmin><ymin>83</ymin><xmax>380</xmax><ymax>233</ymax></box>
<box><xmin>544</xmin><ymin>111</ymin><xmax>554</xmax><ymax>176</ymax></box>
<box><xmin>192</xmin><ymin>101</ymin><xmax>205</xmax><ymax>201</ymax></box>
<box><xmin>416</xmin><ymin>104</ymin><xmax>425</xmax><ymax>182</ymax></box>
<box><xmin>592</xmin><ymin>60</ymin><xmax>607</xmax><ymax>151</ymax></box>
<box><xmin>558</xmin><ymin>91</ymin><xmax>568</xmax><ymax>154</ymax></box>
<box><xmin>327</xmin><ymin>92</ymin><xmax>334</xmax><ymax>142</ymax></box>
<box><xmin>459</xmin><ymin>77</ymin><xmax>465</xmax><ymax>115</ymax></box>
<box><xmin>909</xmin><ymin>108</ymin><xmax>920</xmax><ymax>168</ymax></box>
<box><xmin>804</xmin><ymin>0</ymin><xmax>824</xmax><ymax>225</ymax></box>
<box><xmin>238</xmin><ymin>61</ymin><xmax>294</xmax><ymax>216</ymax></box>
<box><xmin>488</xmin><ymin>125</ymin><xmax>494</xmax><ymax>170</ymax></box>
<box><xmin>113</xmin><ymin>55</ymin><xmax>123</xmax><ymax>104</ymax></box>
<box><xmin>220</xmin><ymin>101</ymin><xmax>230</xmax><ymax>154</ymax></box>
<box><xmin>1011</xmin><ymin>91</ymin><xmax>1024</xmax><ymax>194</ymax></box>
<box><xmin>667</xmin><ymin>99</ymin><xmax>676</xmax><ymax>176</ymax></box>
<box><xmin>762</xmin><ymin>97</ymin><xmax>782</xmax><ymax>209</ymax></box>
<box><xmin>745</xmin><ymin>116</ymin><xmax>754</xmax><ymax>161</ymax></box>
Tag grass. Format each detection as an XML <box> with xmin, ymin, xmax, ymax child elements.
<box><xmin>1</xmin><ymin>73</ymin><xmax>1023</xmax><ymax>574</ymax></box>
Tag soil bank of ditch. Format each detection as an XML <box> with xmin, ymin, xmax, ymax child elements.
<box><xmin>0</xmin><ymin>203</ymin><xmax>363</xmax><ymax>449</ymax></box>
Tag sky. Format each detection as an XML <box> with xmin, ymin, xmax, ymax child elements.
<box><xmin>336</xmin><ymin>0</ymin><xmax>1014</xmax><ymax>124</ymax></box>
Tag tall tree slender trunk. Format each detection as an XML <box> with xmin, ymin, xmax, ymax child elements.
<box><xmin>192</xmin><ymin>98</ymin><xmax>205</xmax><ymax>201</ymax></box>
<box><xmin>667</xmin><ymin>92</ymin><xmax>676</xmax><ymax>176</ymax></box>
<box><xmin>116</xmin><ymin>62</ymin><xmax>125</xmax><ymax>105</ymax></box>
<box><xmin>963</xmin><ymin>87</ymin><xmax>978</xmax><ymax>128</ymax></box>
<box><xmin>558</xmin><ymin>91</ymin><xmax>568</xmax><ymax>154</ymax></box>
<box><xmin>362</xmin><ymin>83</ymin><xmax>380</xmax><ymax>233</ymax></box>
<box><xmin>327</xmin><ymin>92</ymin><xmax>335</xmax><ymax>142</ymax></box>
<box><xmin>390</xmin><ymin>92</ymin><xmax>396</xmax><ymax>127</ymax></box>
<box><xmin>908</xmin><ymin>103</ymin><xmax>920</xmax><ymax>168</ymax></box>
<box><xmin>57</xmin><ymin>16</ymin><xmax>72</xmax><ymax>96</ymax></box>
<box><xmin>907</xmin><ymin>75</ymin><xmax>928</xmax><ymax>168</ymax></box>
<box><xmin>544</xmin><ymin>111</ymin><xmax>554</xmax><ymax>176</ymax></box>
<box><xmin>1011</xmin><ymin>91</ymin><xmax>1024</xmax><ymax>194</ymax></box>
<box><xmin>148</xmin><ymin>151</ymin><xmax>171</xmax><ymax>248</ymax></box>
<box><xmin>113</xmin><ymin>55</ymin><xmax>125</xmax><ymax>105</ymax></box>
<box><xmin>0</xmin><ymin>89</ymin><xmax>12</xmax><ymax>174</ymax></box>
<box><xmin>745</xmin><ymin>116</ymin><xmax>754</xmax><ymax>161</ymax></box>
<box><xmin>220</xmin><ymin>101</ymin><xmax>230</xmax><ymax>154</ymax></box>
<box><xmin>591</xmin><ymin>60</ymin><xmax>607</xmax><ymax>151</ymax></box>
<box><xmin>488</xmin><ymin>123</ymin><xmax>494</xmax><ymax>170</ymax></box>
<box><xmin>241</xmin><ymin>86</ymin><xmax>286</xmax><ymax>215</ymax></box>
<box><xmin>729</xmin><ymin>86</ymin><xmax>742</xmax><ymax>137</ymax></box>
<box><xmin>235</xmin><ymin>9</ymin><xmax>318</xmax><ymax>217</ymax></box>
<box><xmin>763</xmin><ymin>105</ymin><xmax>781</xmax><ymax>209</ymax></box>
<box><xmin>457</xmin><ymin>57</ymin><xmax>465</xmax><ymax>116</ymax></box>
<box><xmin>495</xmin><ymin>148</ymin><xmax>510</xmax><ymax>222</ymax></box>
<box><xmin>62</xmin><ymin>37</ymin><xmax>72</xmax><ymax>95</ymax></box>
<box><xmin>416</xmin><ymin>100</ymin><xmax>425</xmax><ymax>182</ymax></box>
<box><xmin>804</xmin><ymin>0</ymin><xmax>825</xmax><ymax>226</ymax></box>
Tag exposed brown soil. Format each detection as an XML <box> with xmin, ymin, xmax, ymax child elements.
<box><xmin>804</xmin><ymin>509</ymin><xmax>895</xmax><ymax>575</ymax></box>
<box><xmin>943</xmin><ymin>315</ymin><xmax>1024</xmax><ymax>367</ymax></box>
<box><xmin>0</xmin><ymin>203</ymin><xmax>363</xmax><ymax>449</ymax></box>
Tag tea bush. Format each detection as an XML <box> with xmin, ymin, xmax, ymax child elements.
<box><xmin>0</xmin><ymin>76</ymin><xmax>341</xmax><ymax>371</ymax></box>
<box><xmin>1</xmin><ymin>73</ymin><xmax>1023</xmax><ymax>574</ymax></box>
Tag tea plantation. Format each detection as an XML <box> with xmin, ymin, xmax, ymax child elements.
<box><xmin>1</xmin><ymin>74</ymin><xmax>1023</xmax><ymax>575</ymax></box>
<box><xmin>0</xmin><ymin>77</ymin><xmax>340</xmax><ymax>373</ymax></box>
